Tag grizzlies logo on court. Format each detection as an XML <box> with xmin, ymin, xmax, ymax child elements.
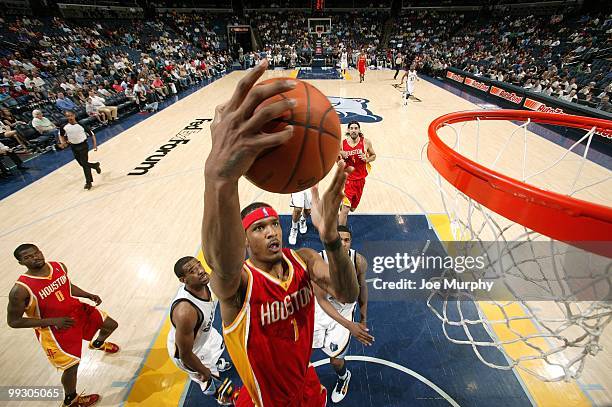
<box><xmin>327</xmin><ymin>97</ymin><xmax>382</xmax><ymax>124</ymax></box>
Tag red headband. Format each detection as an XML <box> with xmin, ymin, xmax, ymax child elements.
<box><xmin>242</xmin><ymin>206</ymin><xmax>279</xmax><ymax>230</ymax></box>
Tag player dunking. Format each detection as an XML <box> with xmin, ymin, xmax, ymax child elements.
<box><xmin>339</xmin><ymin>121</ymin><xmax>376</xmax><ymax>226</ymax></box>
<box><xmin>288</xmin><ymin>188</ymin><xmax>312</xmax><ymax>246</ymax></box>
<box><xmin>167</xmin><ymin>256</ymin><xmax>236</xmax><ymax>405</ymax></box>
<box><xmin>400</xmin><ymin>65</ymin><xmax>419</xmax><ymax>105</ymax></box>
<box><xmin>7</xmin><ymin>244</ymin><xmax>120</xmax><ymax>407</ymax></box>
<box><xmin>313</xmin><ymin>225</ymin><xmax>373</xmax><ymax>403</ymax></box>
<box><xmin>202</xmin><ymin>59</ymin><xmax>359</xmax><ymax>406</ymax></box>
<box><xmin>357</xmin><ymin>51</ymin><xmax>366</xmax><ymax>83</ymax></box>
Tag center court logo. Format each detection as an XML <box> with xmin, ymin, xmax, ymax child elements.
<box><xmin>128</xmin><ymin>118</ymin><xmax>212</xmax><ymax>176</ymax></box>
<box><xmin>327</xmin><ymin>97</ymin><xmax>382</xmax><ymax>124</ymax></box>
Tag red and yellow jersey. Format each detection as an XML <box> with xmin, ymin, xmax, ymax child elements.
<box><xmin>357</xmin><ymin>56</ymin><xmax>366</xmax><ymax>72</ymax></box>
<box><xmin>223</xmin><ymin>249</ymin><xmax>316</xmax><ymax>406</ymax></box>
<box><xmin>343</xmin><ymin>136</ymin><xmax>370</xmax><ymax>180</ymax></box>
<box><xmin>15</xmin><ymin>262</ymin><xmax>80</xmax><ymax>323</ymax></box>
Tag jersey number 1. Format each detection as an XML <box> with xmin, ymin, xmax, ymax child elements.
<box><xmin>291</xmin><ymin>318</ymin><xmax>299</xmax><ymax>342</ymax></box>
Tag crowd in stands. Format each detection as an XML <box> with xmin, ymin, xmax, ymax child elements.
<box><xmin>0</xmin><ymin>14</ymin><xmax>233</xmax><ymax>177</ymax></box>
<box><xmin>390</xmin><ymin>10</ymin><xmax>612</xmax><ymax>112</ymax></box>
<box><xmin>244</xmin><ymin>10</ymin><xmax>386</xmax><ymax>68</ymax></box>
<box><xmin>245</xmin><ymin>8</ymin><xmax>611</xmax><ymax>114</ymax></box>
<box><xmin>1</xmin><ymin>6</ymin><xmax>610</xmax><ymax>178</ymax></box>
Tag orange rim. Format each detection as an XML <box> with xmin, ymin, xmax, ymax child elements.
<box><xmin>427</xmin><ymin>109</ymin><xmax>612</xmax><ymax>258</ymax></box>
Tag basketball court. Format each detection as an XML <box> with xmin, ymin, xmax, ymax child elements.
<box><xmin>2</xmin><ymin>67</ymin><xmax>610</xmax><ymax>406</ymax></box>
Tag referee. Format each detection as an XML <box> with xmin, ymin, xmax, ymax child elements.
<box><xmin>59</xmin><ymin>110</ymin><xmax>101</xmax><ymax>190</ymax></box>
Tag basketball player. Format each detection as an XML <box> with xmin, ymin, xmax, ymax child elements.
<box><xmin>357</xmin><ymin>51</ymin><xmax>366</xmax><ymax>83</ymax></box>
<box><xmin>167</xmin><ymin>256</ymin><xmax>236</xmax><ymax>405</ymax></box>
<box><xmin>313</xmin><ymin>225</ymin><xmax>373</xmax><ymax>403</ymax></box>
<box><xmin>400</xmin><ymin>66</ymin><xmax>419</xmax><ymax>105</ymax></box>
<box><xmin>288</xmin><ymin>188</ymin><xmax>311</xmax><ymax>245</ymax></box>
<box><xmin>202</xmin><ymin>59</ymin><xmax>359</xmax><ymax>406</ymax></box>
<box><xmin>339</xmin><ymin>121</ymin><xmax>376</xmax><ymax>226</ymax></box>
<box><xmin>7</xmin><ymin>244</ymin><xmax>120</xmax><ymax>407</ymax></box>
<box><xmin>340</xmin><ymin>49</ymin><xmax>348</xmax><ymax>76</ymax></box>
<box><xmin>58</xmin><ymin>110</ymin><xmax>100</xmax><ymax>190</ymax></box>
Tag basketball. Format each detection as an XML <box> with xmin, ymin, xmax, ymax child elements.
<box><xmin>246</xmin><ymin>78</ymin><xmax>341</xmax><ymax>194</ymax></box>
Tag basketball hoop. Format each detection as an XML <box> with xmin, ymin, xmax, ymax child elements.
<box><xmin>315</xmin><ymin>25</ymin><xmax>324</xmax><ymax>39</ymax></box>
<box><xmin>425</xmin><ymin>109</ymin><xmax>612</xmax><ymax>382</ymax></box>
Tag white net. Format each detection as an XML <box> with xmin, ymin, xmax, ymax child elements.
<box><xmin>423</xmin><ymin>112</ymin><xmax>612</xmax><ymax>382</ymax></box>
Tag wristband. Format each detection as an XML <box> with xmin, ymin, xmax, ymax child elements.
<box><xmin>323</xmin><ymin>235</ymin><xmax>342</xmax><ymax>251</ymax></box>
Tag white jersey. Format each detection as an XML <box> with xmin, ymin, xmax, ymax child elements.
<box><xmin>407</xmin><ymin>70</ymin><xmax>418</xmax><ymax>83</ymax></box>
<box><xmin>341</xmin><ymin>52</ymin><xmax>348</xmax><ymax>64</ymax></box>
<box><xmin>313</xmin><ymin>249</ymin><xmax>359</xmax><ymax>357</ymax></box>
<box><xmin>167</xmin><ymin>284</ymin><xmax>219</xmax><ymax>360</ymax></box>
<box><xmin>318</xmin><ymin>249</ymin><xmax>358</xmax><ymax>313</ymax></box>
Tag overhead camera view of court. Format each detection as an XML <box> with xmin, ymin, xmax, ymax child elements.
<box><xmin>1</xmin><ymin>0</ymin><xmax>611</xmax><ymax>406</ymax></box>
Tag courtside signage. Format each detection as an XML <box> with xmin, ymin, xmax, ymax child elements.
<box><xmin>489</xmin><ymin>86</ymin><xmax>523</xmax><ymax>104</ymax></box>
<box><xmin>128</xmin><ymin>118</ymin><xmax>212</xmax><ymax>176</ymax></box>
<box><xmin>464</xmin><ymin>77</ymin><xmax>490</xmax><ymax>92</ymax></box>
<box><xmin>446</xmin><ymin>71</ymin><xmax>465</xmax><ymax>83</ymax></box>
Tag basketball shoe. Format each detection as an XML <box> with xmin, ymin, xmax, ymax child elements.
<box><xmin>331</xmin><ymin>369</ymin><xmax>351</xmax><ymax>403</ymax></box>
<box><xmin>299</xmin><ymin>215</ymin><xmax>308</xmax><ymax>234</ymax></box>
<box><xmin>288</xmin><ymin>227</ymin><xmax>298</xmax><ymax>245</ymax></box>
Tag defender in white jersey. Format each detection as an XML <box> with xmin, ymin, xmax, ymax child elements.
<box><xmin>400</xmin><ymin>66</ymin><xmax>419</xmax><ymax>105</ymax></box>
<box><xmin>288</xmin><ymin>189</ymin><xmax>312</xmax><ymax>245</ymax></box>
<box><xmin>340</xmin><ymin>50</ymin><xmax>348</xmax><ymax>75</ymax></box>
<box><xmin>167</xmin><ymin>256</ymin><xmax>236</xmax><ymax>405</ymax></box>
<box><xmin>312</xmin><ymin>226</ymin><xmax>373</xmax><ymax>403</ymax></box>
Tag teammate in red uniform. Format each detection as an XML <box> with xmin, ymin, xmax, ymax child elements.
<box><xmin>357</xmin><ymin>51</ymin><xmax>367</xmax><ymax>83</ymax></box>
<box><xmin>7</xmin><ymin>244</ymin><xmax>119</xmax><ymax>407</ymax></box>
<box><xmin>202</xmin><ymin>59</ymin><xmax>359</xmax><ymax>406</ymax></box>
<box><xmin>339</xmin><ymin>121</ymin><xmax>376</xmax><ymax>226</ymax></box>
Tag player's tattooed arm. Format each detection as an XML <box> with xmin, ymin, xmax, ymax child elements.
<box><xmin>305</xmin><ymin>162</ymin><xmax>359</xmax><ymax>303</ymax></box>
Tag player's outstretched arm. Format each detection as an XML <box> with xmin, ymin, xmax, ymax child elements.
<box><xmin>356</xmin><ymin>254</ymin><xmax>369</xmax><ymax>324</ymax></box>
<box><xmin>300</xmin><ymin>162</ymin><xmax>359</xmax><ymax>303</ymax></box>
<box><xmin>203</xmin><ymin>60</ymin><xmax>296</xmax><ymax>302</ymax></box>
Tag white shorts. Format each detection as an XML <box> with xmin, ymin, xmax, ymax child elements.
<box><xmin>171</xmin><ymin>328</ymin><xmax>225</xmax><ymax>391</ymax></box>
<box><xmin>312</xmin><ymin>301</ymin><xmax>356</xmax><ymax>358</ymax></box>
<box><xmin>340</xmin><ymin>61</ymin><xmax>348</xmax><ymax>70</ymax></box>
<box><xmin>290</xmin><ymin>189</ymin><xmax>312</xmax><ymax>210</ymax></box>
<box><xmin>407</xmin><ymin>81</ymin><xmax>415</xmax><ymax>95</ymax></box>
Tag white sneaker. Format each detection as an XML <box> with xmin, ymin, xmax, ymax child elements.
<box><xmin>331</xmin><ymin>369</ymin><xmax>351</xmax><ymax>403</ymax></box>
<box><xmin>299</xmin><ymin>217</ymin><xmax>307</xmax><ymax>234</ymax></box>
<box><xmin>288</xmin><ymin>227</ymin><xmax>298</xmax><ymax>245</ymax></box>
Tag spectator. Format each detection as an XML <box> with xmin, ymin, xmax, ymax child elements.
<box><xmin>597</xmin><ymin>95</ymin><xmax>612</xmax><ymax>113</ymax></box>
<box><xmin>88</xmin><ymin>90</ymin><xmax>118</xmax><ymax>121</ymax></box>
<box><xmin>560</xmin><ymin>89</ymin><xmax>578</xmax><ymax>103</ymax></box>
<box><xmin>0</xmin><ymin>141</ymin><xmax>28</xmax><ymax>177</ymax></box>
<box><xmin>55</xmin><ymin>92</ymin><xmax>78</xmax><ymax>112</ymax></box>
<box><xmin>85</xmin><ymin>97</ymin><xmax>108</xmax><ymax>125</ymax></box>
<box><xmin>31</xmin><ymin>109</ymin><xmax>59</xmax><ymax>140</ymax></box>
